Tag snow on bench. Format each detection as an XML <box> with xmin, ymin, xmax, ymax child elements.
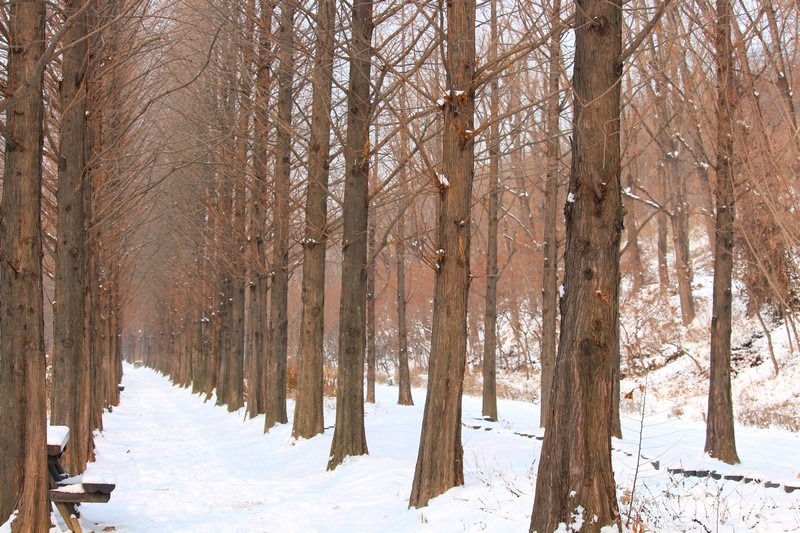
<box><xmin>46</xmin><ymin>427</ymin><xmax>117</xmax><ymax>532</ymax></box>
<box><xmin>50</xmin><ymin>483</ymin><xmax>112</xmax><ymax>504</ymax></box>
<box><xmin>81</xmin><ymin>471</ymin><xmax>117</xmax><ymax>494</ymax></box>
<box><xmin>47</xmin><ymin>425</ymin><xmax>70</xmax><ymax>457</ymax></box>
<box><xmin>50</xmin><ymin>470</ymin><xmax>116</xmax><ymax>506</ymax></box>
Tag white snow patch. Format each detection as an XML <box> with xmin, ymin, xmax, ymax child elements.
<box><xmin>0</xmin><ymin>511</ymin><xmax>17</xmax><ymax>533</ymax></box>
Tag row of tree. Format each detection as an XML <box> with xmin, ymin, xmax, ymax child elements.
<box><xmin>118</xmin><ymin>0</ymin><xmax>800</xmax><ymax>531</ymax></box>
<box><xmin>1</xmin><ymin>0</ymin><xmax>170</xmax><ymax>529</ymax></box>
<box><xmin>2</xmin><ymin>0</ymin><xmax>799</xmax><ymax>531</ymax></box>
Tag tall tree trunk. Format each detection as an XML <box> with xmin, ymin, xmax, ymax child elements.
<box><xmin>394</xmin><ymin>61</ymin><xmax>413</xmax><ymax>407</ymax></box>
<box><xmin>197</xmin><ymin>169</ymin><xmax>217</xmax><ymax>397</ymax></box>
<box><xmin>624</xmin><ymin>170</ymin><xmax>645</xmax><ymax>293</ymax></box>
<box><xmin>539</xmin><ymin>0</ymin><xmax>563</xmax><ymax>429</ymax></box>
<box><xmin>409</xmin><ymin>0</ymin><xmax>475</xmax><ymax>508</ymax></box>
<box><xmin>705</xmin><ymin>0</ymin><xmax>740</xmax><ymax>465</ymax></box>
<box><xmin>396</xmin><ymin>173</ymin><xmax>413</xmax><ymax>407</ymax></box>
<box><xmin>671</xmin><ymin>169</ymin><xmax>695</xmax><ymax>325</ymax></box>
<box><xmin>481</xmin><ymin>0</ymin><xmax>499</xmax><ymax>422</ymax></box>
<box><xmin>654</xmin><ymin>43</ymin><xmax>695</xmax><ymax>324</ymax></box>
<box><xmin>85</xmin><ymin>185</ymin><xmax>101</xmax><ymax>433</ymax></box>
<box><xmin>226</xmin><ymin>59</ymin><xmax>250</xmax><ymax>412</ymax></box>
<box><xmin>214</xmin><ymin>35</ymin><xmax>236</xmax><ymax>407</ymax></box>
<box><xmin>248</xmin><ymin>272</ymin><xmax>267</xmax><ymax>415</ymax></box>
<box><xmin>85</xmin><ymin>35</ymin><xmax>105</xmax><ymax>436</ymax></box>
<box><xmin>293</xmin><ymin>0</ymin><xmax>334</xmax><ymax>439</ymax></box>
<box><xmin>0</xmin><ymin>0</ymin><xmax>49</xmax><ymax>529</ymax></box>
<box><xmin>506</xmin><ymin>64</ymin><xmax>529</xmax><ymax>360</ymax></box>
<box><xmin>366</xmin><ymin>215</ymin><xmax>377</xmax><ymax>404</ymax></box>
<box><xmin>652</xmin><ymin>38</ymin><xmax>671</xmax><ymax>297</ymax></box>
<box><xmin>247</xmin><ymin>0</ymin><xmax>271</xmax><ymax>419</ymax></box>
<box><xmin>327</xmin><ymin>0</ymin><xmax>373</xmax><ymax>470</ymax></box>
<box><xmin>227</xmin><ymin>270</ymin><xmax>245</xmax><ymax>412</ymax></box>
<box><xmin>216</xmin><ymin>275</ymin><xmax>232</xmax><ymax>407</ymax></box>
<box><xmin>266</xmin><ymin>0</ymin><xmax>295</xmax><ymax>429</ymax></box>
<box><xmin>51</xmin><ymin>0</ymin><xmax>91</xmax><ymax>475</ymax></box>
<box><xmin>657</xmin><ymin>170</ymin><xmax>670</xmax><ymax>292</ymax></box>
<box><xmin>530</xmin><ymin>0</ymin><xmax>623</xmax><ymax>527</ymax></box>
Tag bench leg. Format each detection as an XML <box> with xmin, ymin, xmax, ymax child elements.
<box><xmin>54</xmin><ymin>502</ymin><xmax>82</xmax><ymax>533</ymax></box>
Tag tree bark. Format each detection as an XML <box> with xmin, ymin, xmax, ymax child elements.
<box><xmin>226</xmin><ymin>62</ymin><xmax>250</xmax><ymax>412</ymax></box>
<box><xmin>396</xmin><ymin>173</ymin><xmax>413</xmax><ymax>407</ymax></box>
<box><xmin>292</xmin><ymin>0</ymin><xmax>334</xmax><ymax>439</ymax></box>
<box><xmin>671</xmin><ymin>168</ymin><xmax>695</xmax><ymax>325</ymax></box>
<box><xmin>227</xmin><ymin>272</ymin><xmax>245</xmax><ymax>412</ymax></box>
<box><xmin>705</xmin><ymin>0</ymin><xmax>740</xmax><ymax>465</ymax></box>
<box><xmin>409</xmin><ymin>0</ymin><xmax>475</xmax><ymax>508</ymax></box>
<box><xmin>327</xmin><ymin>0</ymin><xmax>373</xmax><ymax>470</ymax></box>
<box><xmin>266</xmin><ymin>0</ymin><xmax>295</xmax><ymax>429</ymax></box>
<box><xmin>480</xmin><ymin>0</ymin><xmax>500</xmax><ymax>423</ymax></box>
<box><xmin>214</xmin><ymin>25</ymin><xmax>237</xmax><ymax>411</ymax></box>
<box><xmin>51</xmin><ymin>0</ymin><xmax>92</xmax><ymax>475</ymax></box>
<box><xmin>366</xmin><ymin>214</ymin><xmax>377</xmax><ymax>404</ymax></box>
<box><xmin>216</xmin><ymin>275</ymin><xmax>234</xmax><ymax>408</ymax></box>
<box><xmin>530</xmin><ymin>0</ymin><xmax>623</xmax><ymax>527</ymax></box>
<box><xmin>540</xmin><ymin>0</ymin><xmax>563</xmax><ymax>429</ymax></box>
<box><xmin>656</xmin><ymin>167</ymin><xmax>670</xmax><ymax>292</ymax></box>
<box><xmin>0</xmin><ymin>0</ymin><xmax>49</xmax><ymax>529</ymax></box>
<box><xmin>624</xmin><ymin>171</ymin><xmax>645</xmax><ymax>293</ymax></box>
<box><xmin>247</xmin><ymin>0</ymin><xmax>272</xmax><ymax>420</ymax></box>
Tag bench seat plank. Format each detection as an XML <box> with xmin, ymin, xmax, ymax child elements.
<box><xmin>81</xmin><ymin>472</ymin><xmax>116</xmax><ymax>494</ymax></box>
<box><xmin>47</xmin><ymin>426</ymin><xmax>70</xmax><ymax>457</ymax></box>
<box><xmin>50</xmin><ymin>485</ymin><xmax>111</xmax><ymax>504</ymax></box>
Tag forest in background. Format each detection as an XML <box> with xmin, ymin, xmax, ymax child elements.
<box><xmin>1</xmin><ymin>0</ymin><xmax>799</xmax><ymax>531</ymax></box>
<box><xmin>118</xmin><ymin>0</ymin><xmax>799</xmax><ymax>404</ymax></box>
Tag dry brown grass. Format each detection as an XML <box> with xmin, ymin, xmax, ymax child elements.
<box><xmin>462</xmin><ymin>365</ymin><xmax>539</xmax><ymax>403</ymax></box>
<box><xmin>738</xmin><ymin>400</ymin><xmax>800</xmax><ymax>431</ymax></box>
<box><xmin>281</xmin><ymin>361</ymin><xmax>541</xmax><ymax>405</ymax></box>
<box><xmin>284</xmin><ymin>359</ymin><xmax>337</xmax><ymax>398</ymax></box>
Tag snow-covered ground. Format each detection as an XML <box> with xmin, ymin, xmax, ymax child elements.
<box><xmin>40</xmin><ymin>363</ymin><xmax>800</xmax><ymax>532</ymax></box>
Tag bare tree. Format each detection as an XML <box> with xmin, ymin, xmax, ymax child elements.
<box><xmin>481</xmin><ymin>0</ymin><xmax>500</xmax><ymax>422</ymax></box>
<box><xmin>51</xmin><ymin>0</ymin><xmax>92</xmax><ymax>474</ymax></box>
<box><xmin>328</xmin><ymin>0</ymin><xmax>374</xmax><ymax>470</ymax></box>
<box><xmin>293</xmin><ymin>0</ymin><xmax>335</xmax><ymax>439</ymax></box>
<box><xmin>530</xmin><ymin>0</ymin><xmax>625</xmax><ymax>528</ymax></box>
<box><xmin>395</xmin><ymin>134</ymin><xmax>413</xmax><ymax>407</ymax></box>
<box><xmin>366</xmin><ymin>181</ymin><xmax>377</xmax><ymax>404</ymax></box>
<box><xmin>704</xmin><ymin>0</ymin><xmax>740</xmax><ymax>465</ymax></box>
<box><xmin>265</xmin><ymin>0</ymin><xmax>295</xmax><ymax>430</ymax></box>
<box><xmin>539</xmin><ymin>0</ymin><xmax>564</xmax><ymax>428</ymax></box>
<box><xmin>0</xmin><ymin>0</ymin><xmax>50</xmax><ymax>529</ymax></box>
<box><xmin>246</xmin><ymin>0</ymin><xmax>272</xmax><ymax>420</ymax></box>
<box><xmin>409</xmin><ymin>0</ymin><xmax>475</xmax><ymax>508</ymax></box>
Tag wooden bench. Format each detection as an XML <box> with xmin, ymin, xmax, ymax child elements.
<box><xmin>47</xmin><ymin>425</ymin><xmax>116</xmax><ymax>533</ymax></box>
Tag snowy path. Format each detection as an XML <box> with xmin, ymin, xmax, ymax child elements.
<box><xmin>72</xmin><ymin>364</ymin><xmax>800</xmax><ymax>532</ymax></box>
<box><xmin>80</xmin><ymin>367</ymin><xmax>400</xmax><ymax>531</ymax></box>
<box><xmin>78</xmin><ymin>365</ymin><xmax>539</xmax><ymax>532</ymax></box>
